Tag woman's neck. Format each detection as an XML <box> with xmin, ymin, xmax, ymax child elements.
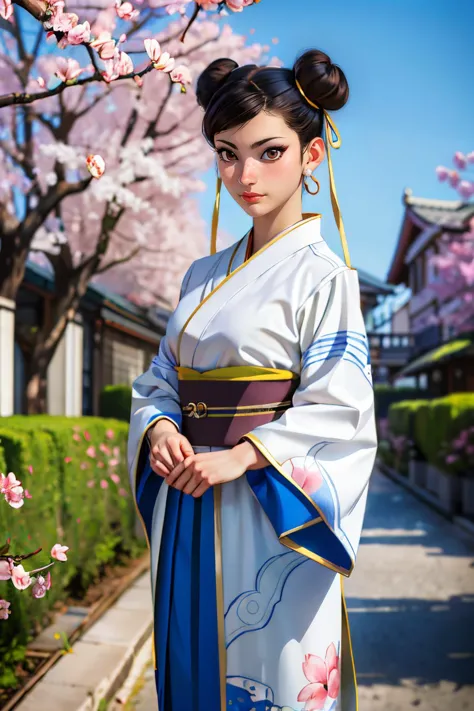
<box><xmin>251</xmin><ymin>193</ymin><xmax>304</xmax><ymax>255</ymax></box>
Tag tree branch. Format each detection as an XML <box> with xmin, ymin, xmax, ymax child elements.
<box><xmin>0</xmin><ymin>61</ymin><xmax>155</xmax><ymax>109</ymax></box>
<box><xmin>95</xmin><ymin>244</ymin><xmax>141</xmax><ymax>273</ymax></box>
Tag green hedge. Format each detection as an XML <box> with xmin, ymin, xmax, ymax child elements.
<box><xmin>99</xmin><ymin>385</ymin><xmax>132</xmax><ymax>422</ymax></box>
<box><xmin>0</xmin><ymin>416</ymin><xmax>144</xmax><ymax>689</ymax></box>
<box><xmin>389</xmin><ymin>399</ymin><xmax>430</xmax><ymax>440</ymax></box>
<box><xmin>374</xmin><ymin>384</ymin><xmax>427</xmax><ymax>419</ymax></box>
<box><xmin>388</xmin><ymin>393</ymin><xmax>474</xmax><ymax>473</ymax></box>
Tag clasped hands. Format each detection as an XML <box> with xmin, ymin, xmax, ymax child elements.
<box><xmin>148</xmin><ymin>427</ymin><xmax>258</xmax><ymax>498</ymax></box>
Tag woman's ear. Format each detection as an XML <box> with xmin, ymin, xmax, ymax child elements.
<box><xmin>303</xmin><ymin>137</ymin><xmax>325</xmax><ymax>173</ymax></box>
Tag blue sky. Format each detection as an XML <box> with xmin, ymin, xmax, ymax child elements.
<box><xmin>195</xmin><ymin>0</ymin><xmax>474</xmax><ymax>281</ymax></box>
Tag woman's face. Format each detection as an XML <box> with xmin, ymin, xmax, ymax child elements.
<box><xmin>214</xmin><ymin>111</ymin><xmax>324</xmax><ymax>218</ymax></box>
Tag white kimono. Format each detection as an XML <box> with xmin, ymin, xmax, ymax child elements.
<box><xmin>128</xmin><ymin>214</ymin><xmax>377</xmax><ymax>711</ymax></box>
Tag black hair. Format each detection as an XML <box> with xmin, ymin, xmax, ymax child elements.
<box><xmin>196</xmin><ymin>50</ymin><xmax>349</xmax><ymax>150</ymax></box>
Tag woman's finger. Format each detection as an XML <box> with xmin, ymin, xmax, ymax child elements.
<box><xmin>156</xmin><ymin>445</ymin><xmax>174</xmax><ymax>470</ymax></box>
<box><xmin>168</xmin><ymin>438</ymin><xmax>184</xmax><ymax>466</ymax></box>
<box><xmin>165</xmin><ymin>460</ymin><xmax>187</xmax><ymax>486</ymax></box>
<box><xmin>191</xmin><ymin>480</ymin><xmax>211</xmax><ymax>498</ymax></box>
<box><xmin>182</xmin><ymin>472</ymin><xmax>202</xmax><ymax>496</ymax></box>
<box><xmin>150</xmin><ymin>458</ymin><xmax>169</xmax><ymax>477</ymax></box>
<box><xmin>171</xmin><ymin>468</ymin><xmax>194</xmax><ymax>491</ymax></box>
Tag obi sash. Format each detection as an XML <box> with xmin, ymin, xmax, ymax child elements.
<box><xmin>176</xmin><ymin>366</ymin><xmax>299</xmax><ymax>447</ymax></box>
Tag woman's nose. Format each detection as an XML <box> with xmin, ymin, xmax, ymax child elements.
<box><xmin>238</xmin><ymin>159</ymin><xmax>257</xmax><ymax>187</ymax></box>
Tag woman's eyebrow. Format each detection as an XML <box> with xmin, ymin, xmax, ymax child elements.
<box><xmin>215</xmin><ymin>137</ymin><xmax>285</xmax><ymax>150</ymax></box>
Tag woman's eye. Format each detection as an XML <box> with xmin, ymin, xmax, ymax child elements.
<box><xmin>217</xmin><ymin>149</ymin><xmax>237</xmax><ymax>162</ymax></box>
<box><xmin>262</xmin><ymin>146</ymin><xmax>287</xmax><ymax>161</ymax></box>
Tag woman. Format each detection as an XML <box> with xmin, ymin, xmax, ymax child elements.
<box><xmin>128</xmin><ymin>49</ymin><xmax>377</xmax><ymax>711</ymax></box>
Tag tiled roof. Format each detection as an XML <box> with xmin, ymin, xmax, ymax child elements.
<box><xmin>356</xmin><ymin>267</ymin><xmax>395</xmax><ymax>294</ymax></box>
<box><xmin>404</xmin><ymin>189</ymin><xmax>474</xmax><ymax>231</ymax></box>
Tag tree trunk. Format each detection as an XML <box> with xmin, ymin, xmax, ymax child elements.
<box><xmin>25</xmin><ymin>352</ymin><xmax>49</xmax><ymax>414</ymax></box>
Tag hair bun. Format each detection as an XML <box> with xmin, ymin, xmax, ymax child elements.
<box><xmin>196</xmin><ymin>58</ymin><xmax>239</xmax><ymax>110</ymax></box>
<box><xmin>294</xmin><ymin>50</ymin><xmax>349</xmax><ymax>112</ymax></box>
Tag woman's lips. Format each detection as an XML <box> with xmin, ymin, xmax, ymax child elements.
<box><xmin>241</xmin><ymin>192</ymin><xmax>265</xmax><ymax>204</ymax></box>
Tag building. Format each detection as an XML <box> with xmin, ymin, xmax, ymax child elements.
<box><xmin>7</xmin><ymin>261</ymin><xmax>170</xmax><ymax>416</ymax></box>
<box><xmin>387</xmin><ymin>189</ymin><xmax>474</xmax><ymax>395</ymax></box>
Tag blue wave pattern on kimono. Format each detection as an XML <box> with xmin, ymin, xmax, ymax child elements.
<box><xmin>302</xmin><ymin>329</ymin><xmax>371</xmax><ymax>383</ymax></box>
<box><xmin>225</xmin><ymin>551</ymin><xmax>306</xmax><ymax>647</ymax></box>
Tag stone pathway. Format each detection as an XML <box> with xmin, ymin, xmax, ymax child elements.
<box><xmin>349</xmin><ymin>469</ymin><xmax>474</xmax><ymax>710</ymax></box>
<box><xmin>128</xmin><ymin>468</ymin><xmax>474</xmax><ymax>710</ymax></box>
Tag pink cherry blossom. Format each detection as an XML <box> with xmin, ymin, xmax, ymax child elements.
<box><xmin>64</xmin><ymin>456</ymin><xmax>73</xmax><ymax>464</ymax></box>
<box><xmin>0</xmin><ymin>599</ymin><xmax>11</xmax><ymax>620</ymax></box>
<box><xmin>298</xmin><ymin>643</ymin><xmax>340</xmax><ymax>710</ymax></box>
<box><xmin>116</xmin><ymin>50</ymin><xmax>134</xmax><ymax>76</ymax></box>
<box><xmin>458</xmin><ymin>180</ymin><xmax>474</xmax><ymax>200</ymax></box>
<box><xmin>27</xmin><ymin>465</ymin><xmax>34</xmax><ymax>474</ymax></box>
<box><xmin>55</xmin><ymin>57</ymin><xmax>86</xmax><ymax>83</ymax></box>
<box><xmin>73</xmin><ymin>433</ymin><xmax>81</xmax><ymax>442</ymax></box>
<box><xmin>84</xmin><ymin>430</ymin><xmax>91</xmax><ymax>441</ymax></box>
<box><xmin>11</xmin><ymin>564</ymin><xmax>32</xmax><ymax>591</ymax></box>
<box><xmin>118</xmin><ymin>488</ymin><xmax>128</xmax><ymax>497</ymax></box>
<box><xmin>86</xmin><ymin>154</ymin><xmax>105</xmax><ymax>178</ymax></box>
<box><xmin>106</xmin><ymin>429</ymin><xmax>115</xmax><ymax>440</ymax></box>
<box><xmin>0</xmin><ymin>0</ymin><xmax>13</xmax><ymax>20</ymax></box>
<box><xmin>90</xmin><ymin>31</ymin><xmax>116</xmax><ymax>60</ymax></box>
<box><xmin>144</xmin><ymin>38</ymin><xmax>161</xmax><ymax>62</ymax></box>
<box><xmin>453</xmin><ymin>151</ymin><xmax>467</xmax><ymax>170</ymax></box>
<box><xmin>67</xmin><ymin>20</ymin><xmax>91</xmax><ymax>45</ymax></box>
<box><xmin>31</xmin><ymin>574</ymin><xmax>50</xmax><ymax>598</ymax></box>
<box><xmin>436</xmin><ymin>165</ymin><xmax>449</xmax><ymax>182</ymax></box>
<box><xmin>170</xmin><ymin>64</ymin><xmax>192</xmax><ymax>86</ymax></box>
<box><xmin>115</xmin><ymin>1</ymin><xmax>139</xmax><ymax>20</ymax></box>
<box><xmin>0</xmin><ymin>559</ymin><xmax>13</xmax><ymax>581</ymax></box>
<box><xmin>448</xmin><ymin>169</ymin><xmax>460</xmax><ymax>188</ymax></box>
<box><xmin>87</xmin><ymin>479</ymin><xmax>95</xmax><ymax>487</ymax></box>
<box><xmin>113</xmin><ymin>447</ymin><xmax>120</xmax><ymax>457</ymax></box>
<box><xmin>291</xmin><ymin>463</ymin><xmax>323</xmax><ymax>495</ymax></box>
<box><xmin>100</xmin><ymin>443</ymin><xmax>111</xmax><ymax>455</ymax></box>
<box><xmin>100</xmin><ymin>479</ymin><xmax>109</xmax><ymax>489</ymax></box>
<box><xmin>1</xmin><ymin>472</ymin><xmax>25</xmax><ymax>508</ymax></box>
<box><xmin>109</xmin><ymin>458</ymin><xmax>120</xmax><ymax>467</ymax></box>
<box><xmin>110</xmin><ymin>473</ymin><xmax>120</xmax><ymax>484</ymax></box>
<box><xmin>51</xmin><ymin>543</ymin><xmax>69</xmax><ymax>562</ymax></box>
<box><xmin>98</xmin><ymin>461</ymin><xmax>105</xmax><ymax>468</ymax></box>
<box><xmin>24</xmin><ymin>489</ymin><xmax>32</xmax><ymax>499</ymax></box>
<box><xmin>144</xmin><ymin>39</ymin><xmax>174</xmax><ymax>72</ymax></box>
<box><xmin>459</xmin><ymin>260</ymin><xmax>474</xmax><ymax>286</ymax></box>
<box><xmin>80</xmin><ymin>462</ymin><xmax>90</xmax><ymax>470</ymax></box>
<box><xmin>445</xmin><ymin>454</ymin><xmax>459</xmax><ymax>464</ymax></box>
<box><xmin>86</xmin><ymin>445</ymin><xmax>97</xmax><ymax>458</ymax></box>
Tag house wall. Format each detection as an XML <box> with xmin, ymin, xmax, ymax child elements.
<box><xmin>391</xmin><ymin>303</ymin><xmax>410</xmax><ymax>333</ymax></box>
<box><xmin>102</xmin><ymin>327</ymin><xmax>157</xmax><ymax>387</ymax></box>
<box><xmin>47</xmin><ymin>320</ymin><xmax>84</xmax><ymax>416</ymax></box>
<box><xmin>0</xmin><ymin>298</ymin><xmax>15</xmax><ymax>416</ymax></box>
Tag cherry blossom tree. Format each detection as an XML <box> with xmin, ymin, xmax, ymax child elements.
<box><xmin>429</xmin><ymin>150</ymin><xmax>474</xmax><ymax>335</ymax></box>
<box><xmin>428</xmin><ymin>220</ymin><xmax>474</xmax><ymax>335</ymax></box>
<box><xmin>0</xmin><ymin>0</ymin><xmax>271</xmax><ymax>412</ymax></box>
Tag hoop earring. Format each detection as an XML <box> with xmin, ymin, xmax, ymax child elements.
<box><xmin>303</xmin><ymin>173</ymin><xmax>320</xmax><ymax>196</ymax></box>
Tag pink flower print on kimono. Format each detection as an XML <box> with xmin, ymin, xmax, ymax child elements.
<box><xmin>289</xmin><ymin>459</ymin><xmax>323</xmax><ymax>496</ymax></box>
<box><xmin>297</xmin><ymin>643</ymin><xmax>340</xmax><ymax>710</ymax></box>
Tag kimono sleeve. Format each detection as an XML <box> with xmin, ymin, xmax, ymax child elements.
<box><xmin>127</xmin><ymin>263</ymin><xmax>193</xmax><ymax>498</ymax></box>
<box><xmin>241</xmin><ymin>268</ymin><xmax>378</xmax><ymax>576</ymax></box>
